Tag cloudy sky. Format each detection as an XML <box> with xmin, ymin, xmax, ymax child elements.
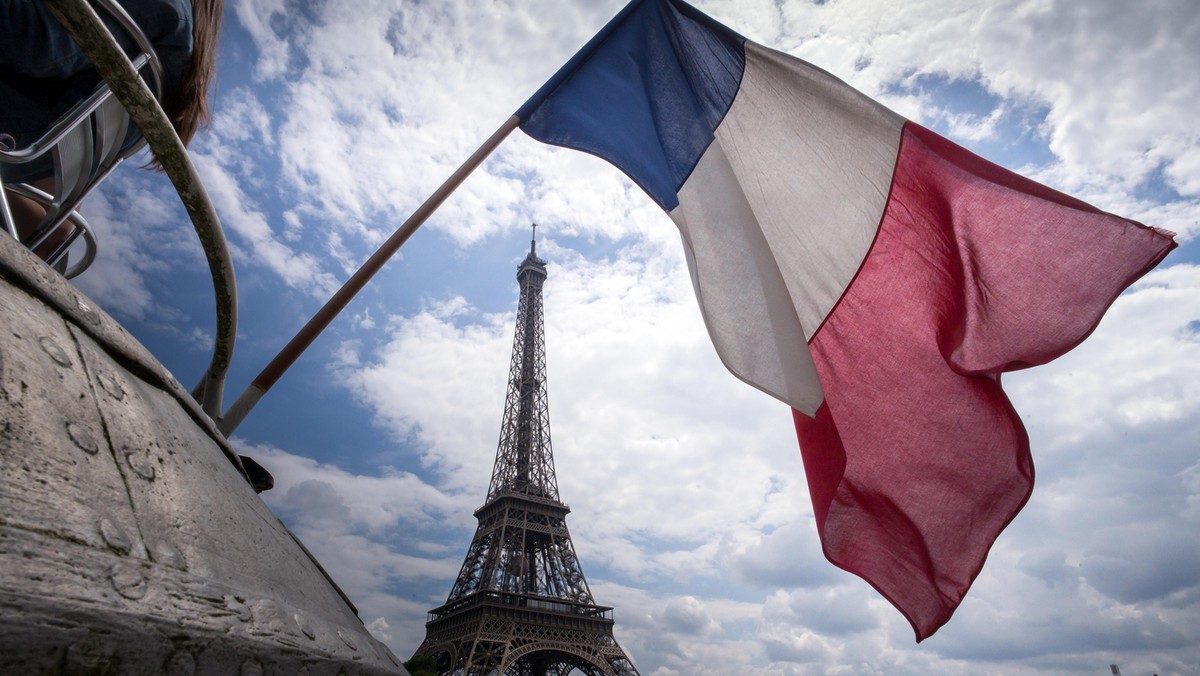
<box><xmin>68</xmin><ymin>0</ymin><xmax>1200</xmax><ymax>673</ymax></box>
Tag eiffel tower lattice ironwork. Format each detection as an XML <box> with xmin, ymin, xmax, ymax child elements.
<box><xmin>414</xmin><ymin>228</ymin><xmax>639</xmax><ymax>676</ymax></box>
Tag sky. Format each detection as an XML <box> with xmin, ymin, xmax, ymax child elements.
<box><xmin>65</xmin><ymin>0</ymin><xmax>1200</xmax><ymax>674</ymax></box>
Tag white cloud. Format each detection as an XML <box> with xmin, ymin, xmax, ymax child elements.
<box><xmin>192</xmin><ymin>151</ymin><xmax>342</xmax><ymax>299</ymax></box>
<box><xmin>76</xmin><ymin>168</ymin><xmax>209</xmax><ymax>323</ymax></box>
<box><xmin>332</xmin><ymin>297</ymin><xmax>513</xmax><ymax>494</ymax></box>
<box><xmin>230</xmin><ymin>0</ymin><xmax>294</xmax><ymax>80</ymax></box>
<box><xmin>242</xmin><ymin>440</ymin><xmax>466</xmax><ymax>533</ymax></box>
<box><xmin>772</xmin><ymin>0</ymin><xmax>1200</xmax><ymax>205</ymax></box>
<box><xmin>232</xmin><ymin>440</ymin><xmax>470</xmax><ymax>650</ymax></box>
<box><xmin>312</xmin><ymin>250</ymin><xmax>1200</xmax><ymax>672</ymax></box>
<box><xmin>65</xmin><ymin>0</ymin><xmax>1200</xmax><ymax>673</ymax></box>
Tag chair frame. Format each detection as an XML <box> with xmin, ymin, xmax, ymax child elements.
<box><xmin>0</xmin><ymin>0</ymin><xmax>164</xmax><ymax>278</ymax></box>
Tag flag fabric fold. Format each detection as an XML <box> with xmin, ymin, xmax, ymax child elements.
<box><xmin>515</xmin><ymin>0</ymin><xmax>1177</xmax><ymax>640</ymax></box>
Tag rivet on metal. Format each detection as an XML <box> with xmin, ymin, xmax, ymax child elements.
<box><xmin>153</xmin><ymin>541</ymin><xmax>187</xmax><ymax>571</ymax></box>
<box><xmin>239</xmin><ymin>659</ymin><xmax>264</xmax><ymax>676</ymax></box>
<box><xmin>337</xmin><ymin>629</ymin><xmax>358</xmax><ymax>652</ymax></box>
<box><xmin>165</xmin><ymin>650</ymin><xmax>197</xmax><ymax>676</ymax></box>
<box><xmin>98</xmin><ymin>518</ymin><xmax>131</xmax><ymax>554</ymax></box>
<box><xmin>294</xmin><ymin>612</ymin><xmax>316</xmax><ymax>640</ymax></box>
<box><xmin>126</xmin><ymin>449</ymin><xmax>156</xmax><ymax>480</ymax></box>
<box><xmin>225</xmin><ymin>595</ymin><xmax>252</xmax><ymax>622</ymax></box>
<box><xmin>33</xmin><ymin>259</ymin><xmax>57</xmax><ymax>288</ymax></box>
<box><xmin>98</xmin><ymin>371</ymin><xmax>125</xmax><ymax>400</ymax></box>
<box><xmin>67</xmin><ymin>422</ymin><xmax>100</xmax><ymax>455</ymax></box>
<box><xmin>65</xmin><ymin>638</ymin><xmax>117</xmax><ymax>671</ymax></box>
<box><xmin>110</xmin><ymin>562</ymin><xmax>147</xmax><ymax>599</ymax></box>
<box><xmin>252</xmin><ymin>599</ymin><xmax>284</xmax><ymax>633</ymax></box>
<box><xmin>76</xmin><ymin>297</ymin><xmax>102</xmax><ymax>326</ymax></box>
<box><xmin>39</xmin><ymin>336</ymin><xmax>72</xmax><ymax>367</ymax></box>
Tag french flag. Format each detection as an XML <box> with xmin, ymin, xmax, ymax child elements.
<box><xmin>515</xmin><ymin>0</ymin><xmax>1176</xmax><ymax>640</ymax></box>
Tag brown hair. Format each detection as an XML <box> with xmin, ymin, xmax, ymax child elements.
<box><xmin>164</xmin><ymin>0</ymin><xmax>224</xmax><ymax>145</ymax></box>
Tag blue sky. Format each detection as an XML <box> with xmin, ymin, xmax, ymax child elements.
<box><xmin>69</xmin><ymin>0</ymin><xmax>1200</xmax><ymax>673</ymax></box>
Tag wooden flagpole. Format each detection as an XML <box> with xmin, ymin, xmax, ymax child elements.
<box><xmin>218</xmin><ymin>115</ymin><xmax>522</xmax><ymax>435</ymax></box>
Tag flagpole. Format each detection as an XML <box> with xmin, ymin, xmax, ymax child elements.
<box><xmin>218</xmin><ymin>114</ymin><xmax>522</xmax><ymax>436</ymax></box>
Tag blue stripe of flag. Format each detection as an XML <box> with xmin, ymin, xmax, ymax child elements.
<box><xmin>517</xmin><ymin>0</ymin><xmax>747</xmax><ymax>211</ymax></box>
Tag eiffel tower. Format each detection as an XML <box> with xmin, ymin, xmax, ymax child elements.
<box><xmin>414</xmin><ymin>227</ymin><xmax>639</xmax><ymax>676</ymax></box>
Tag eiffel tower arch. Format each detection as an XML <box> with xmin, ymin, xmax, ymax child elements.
<box><xmin>414</xmin><ymin>228</ymin><xmax>639</xmax><ymax>676</ymax></box>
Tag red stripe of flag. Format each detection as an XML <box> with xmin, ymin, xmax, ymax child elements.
<box><xmin>795</xmin><ymin>122</ymin><xmax>1177</xmax><ymax>641</ymax></box>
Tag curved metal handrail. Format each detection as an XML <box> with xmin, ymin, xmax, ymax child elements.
<box><xmin>3</xmin><ymin>182</ymin><xmax>99</xmax><ymax>278</ymax></box>
<box><xmin>45</xmin><ymin>0</ymin><xmax>516</xmax><ymax>437</ymax></box>
<box><xmin>45</xmin><ymin>0</ymin><xmax>238</xmax><ymax>421</ymax></box>
<box><xmin>0</xmin><ymin>42</ymin><xmax>156</xmax><ymax>278</ymax></box>
<box><xmin>94</xmin><ymin>0</ymin><xmax>165</xmax><ymax>101</ymax></box>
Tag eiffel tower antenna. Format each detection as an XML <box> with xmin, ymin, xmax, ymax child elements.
<box><xmin>415</xmin><ymin>227</ymin><xmax>639</xmax><ymax>675</ymax></box>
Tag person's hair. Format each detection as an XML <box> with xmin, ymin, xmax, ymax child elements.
<box><xmin>164</xmin><ymin>0</ymin><xmax>224</xmax><ymax>145</ymax></box>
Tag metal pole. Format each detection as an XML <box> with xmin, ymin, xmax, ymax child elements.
<box><xmin>218</xmin><ymin>114</ymin><xmax>522</xmax><ymax>435</ymax></box>
<box><xmin>45</xmin><ymin>0</ymin><xmax>238</xmax><ymax>420</ymax></box>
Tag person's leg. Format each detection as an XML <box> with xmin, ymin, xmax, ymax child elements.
<box><xmin>3</xmin><ymin>178</ymin><xmax>71</xmax><ymax>260</ymax></box>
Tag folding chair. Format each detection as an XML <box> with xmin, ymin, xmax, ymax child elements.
<box><xmin>0</xmin><ymin>0</ymin><xmax>164</xmax><ymax>279</ymax></box>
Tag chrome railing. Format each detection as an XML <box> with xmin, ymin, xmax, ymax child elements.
<box><xmin>44</xmin><ymin>0</ymin><xmax>238</xmax><ymax>421</ymax></box>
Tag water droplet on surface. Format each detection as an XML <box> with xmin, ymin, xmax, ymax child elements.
<box><xmin>165</xmin><ymin>650</ymin><xmax>197</xmax><ymax>676</ymax></box>
<box><xmin>110</xmin><ymin>562</ymin><xmax>147</xmax><ymax>599</ymax></box>
<box><xmin>153</xmin><ymin>541</ymin><xmax>187</xmax><ymax>570</ymax></box>
<box><xmin>39</xmin><ymin>336</ymin><xmax>72</xmax><ymax>367</ymax></box>
<box><xmin>225</xmin><ymin>595</ymin><xmax>252</xmax><ymax>622</ymax></box>
<box><xmin>126</xmin><ymin>450</ymin><xmax>156</xmax><ymax>480</ymax></box>
<box><xmin>294</xmin><ymin>612</ymin><xmax>316</xmax><ymax>640</ymax></box>
<box><xmin>98</xmin><ymin>518</ymin><xmax>131</xmax><ymax>554</ymax></box>
<box><xmin>98</xmin><ymin>371</ymin><xmax>125</xmax><ymax>400</ymax></box>
<box><xmin>68</xmin><ymin>423</ymin><xmax>99</xmax><ymax>455</ymax></box>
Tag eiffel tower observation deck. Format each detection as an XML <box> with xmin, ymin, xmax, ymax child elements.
<box><xmin>414</xmin><ymin>227</ymin><xmax>639</xmax><ymax>675</ymax></box>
